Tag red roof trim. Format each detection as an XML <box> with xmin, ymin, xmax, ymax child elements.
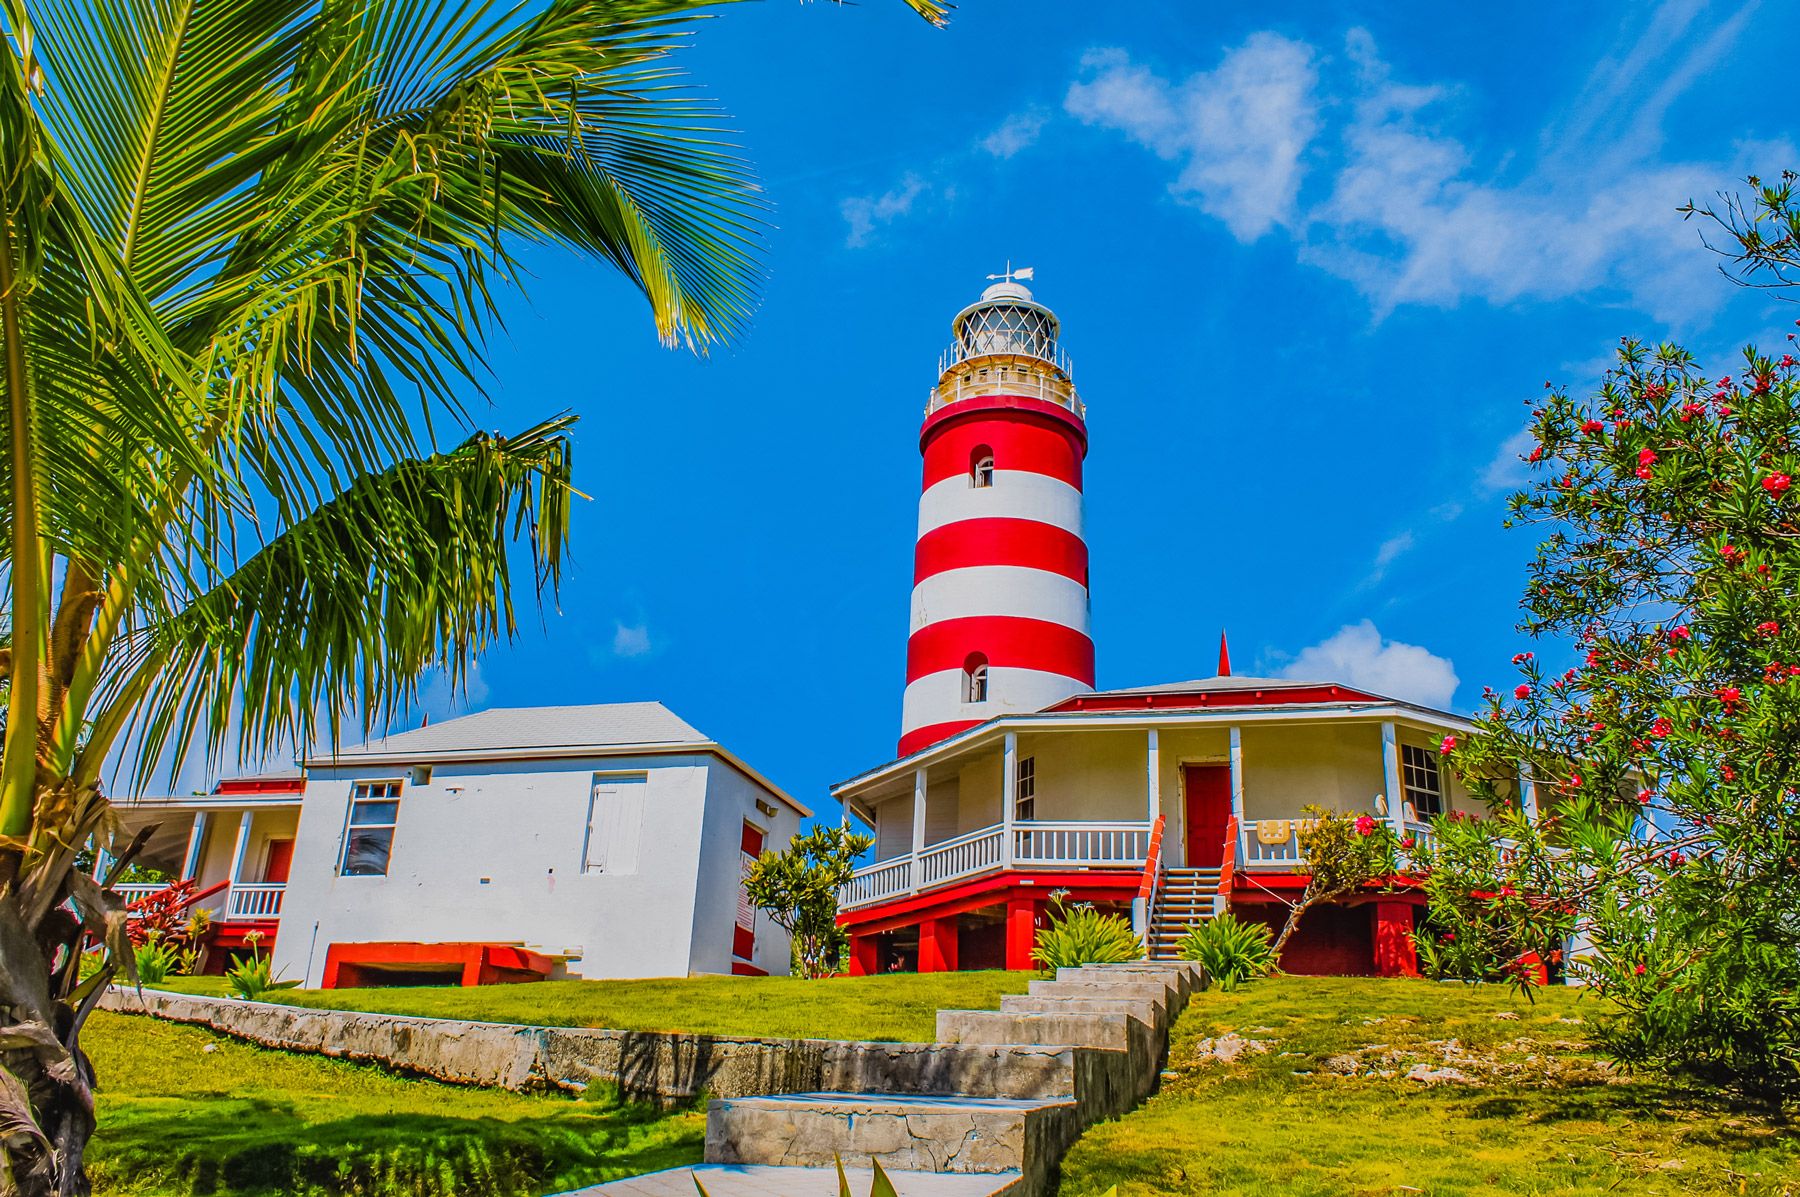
<box><xmin>1046</xmin><ymin>683</ymin><xmax>1381</xmax><ymax>713</ymax></box>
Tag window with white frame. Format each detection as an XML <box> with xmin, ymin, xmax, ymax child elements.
<box><xmin>1400</xmin><ymin>744</ymin><xmax>1443</xmax><ymax>818</ymax></box>
<box><xmin>971</xmin><ymin>446</ymin><xmax>995</xmax><ymax>488</ymax></box>
<box><xmin>1015</xmin><ymin>756</ymin><xmax>1036</xmax><ymax>821</ymax></box>
<box><xmin>340</xmin><ymin>781</ymin><xmax>401</xmax><ymax>876</ymax></box>
<box><xmin>963</xmin><ymin>654</ymin><xmax>989</xmax><ymax>703</ymax></box>
<box><xmin>585</xmin><ymin>774</ymin><xmax>648</xmax><ymax>874</ymax></box>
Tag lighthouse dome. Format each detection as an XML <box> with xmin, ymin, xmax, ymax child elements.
<box><xmin>952</xmin><ymin>284</ymin><xmax>1061</xmax><ymax>363</ymax></box>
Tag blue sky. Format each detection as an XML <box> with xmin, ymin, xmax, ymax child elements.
<box><xmin>222</xmin><ymin>1</ymin><xmax>1800</xmax><ymax>815</ymax></box>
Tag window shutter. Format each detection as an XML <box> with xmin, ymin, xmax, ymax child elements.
<box><xmin>586</xmin><ymin>777</ymin><xmax>647</xmax><ymax>874</ymax></box>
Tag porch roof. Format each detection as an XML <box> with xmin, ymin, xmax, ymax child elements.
<box><xmin>833</xmin><ymin>689</ymin><xmax>1476</xmax><ymax>809</ymax></box>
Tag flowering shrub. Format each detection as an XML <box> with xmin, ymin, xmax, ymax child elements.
<box><xmin>1440</xmin><ymin>178</ymin><xmax>1800</xmax><ymax>1097</ymax></box>
<box><xmin>1270</xmin><ymin>805</ymin><xmax>1398</xmax><ymax>962</ymax></box>
<box><xmin>1030</xmin><ymin>890</ymin><xmax>1142</xmax><ymax>970</ymax></box>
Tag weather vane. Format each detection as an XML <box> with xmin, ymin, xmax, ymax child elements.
<box><xmin>985</xmin><ymin>261</ymin><xmax>1035</xmax><ymax>284</ymax></box>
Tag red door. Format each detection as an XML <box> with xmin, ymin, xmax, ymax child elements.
<box><xmin>1183</xmin><ymin>766</ymin><xmax>1232</xmax><ymax>868</ymax></box>
<box><xmin>263</xmin><ymin>839</ymin><xmax>294</xmax><ymax>884</ymax></box>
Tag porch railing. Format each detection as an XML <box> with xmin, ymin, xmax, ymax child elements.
<box><xmin>113</xmin><ymin>883</ymin><xmax>167</xmax><ymax>907</ymax></box>
<box><xmin>1237</xmin><ymin>817</ymin><xmax>1439</xmax><ymax>870</ymax></box>
<box><xmin>226</xmin><ymin>883</ymin><xmax>286</xmax><ymax>919</ymax></box>
<box><xmin>841</xmin><ymin>819</ymin><xmax>1151</xmax><ymax>912</ymax></box>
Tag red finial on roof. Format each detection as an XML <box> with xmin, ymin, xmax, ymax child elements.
<box><xmin>1218</xmin><ymin>631</ymin><xmax>1232</xmax><ymax>678</ymax></box>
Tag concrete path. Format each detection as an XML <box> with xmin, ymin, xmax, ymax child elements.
<box><xmin>566</xmin><ymin>961</ymin><xmax>1202</xmax><ymax>1197</ymax></box>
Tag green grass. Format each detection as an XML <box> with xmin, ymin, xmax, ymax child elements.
<box><xmin>1058</xmin><ymin>976</ymin><xmax>1800</xmax><ymax>1197</ymax></box>
<box><xmin>84</xmin><ymin>1011</ymin><xmax>703</xmax><ymax>1196</ymax></box>
<box><xmin>154</xmin><ymin>970</ymin><xmax>1030</xmax><ymax>1042</ymax></box>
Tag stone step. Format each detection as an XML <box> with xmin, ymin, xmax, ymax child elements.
<box><xmin>704</xmin><ymin>1092</ymin><xmax>1078</xmax><ymax>1188</ymax></box>
<box><xmin>566</xmin><ymin>1162</ymin><xmax>1022</xmax><ymax>1195</ymax></box>
<box><xmin>816</xmin><ymin>1042</ymin><xmax>1083</xmax><ymax>1102</ymax></box>
<box><xmin>936</xmin><ymin>1009</ymin><xmax>1142</xmax><ymax>1054</ymax></box>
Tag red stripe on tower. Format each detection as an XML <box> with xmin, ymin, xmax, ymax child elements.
<box><xmin>900</xmin><ymin>273</ymin><xmax>1095</xmax><ymax>755</ymax></box>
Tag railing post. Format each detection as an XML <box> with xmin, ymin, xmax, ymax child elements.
<box><xmin>1517</xmin><ymin>761</ymin><xmax>1539</xmax><ymax>826</ymax></box>
<box><xmin>1146</xmin><ymin>728</ymin><xmax>1161</xmax><ymax>826</ymax></box>
<box><xmin>180</xmin><ymin>811</ymin><xmax>210</xmax><ymax>881</ymax></box>
<box><xmin>910</xmin><ymin>768</ymin><xmax>927</xmax><ymax>894</ymax></box>
<box><xmin>1001</xmin><ymin>731</ymin><xmax>1018</xmax><ymax>868</ymax></box>
<box><xmin>1381</xmin><ymin>722</ymin><xmax>1406</xmax><ymax>838</ymax></box>
<box><xmin>1228</xmin><ymin>726</ymin><xmax>1245</xmax><ymax>822</ymax></box>
<box><xmin>227</xmin><ymin>810</ymin><xmax>254</xmax><ymax>916</ymax></box>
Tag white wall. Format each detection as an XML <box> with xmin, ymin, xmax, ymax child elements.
<box><xmin>686</xmin><ymin>757</ymin><xmax>802</xmax><ymax>977</ymax></box>
<box><xmin>272</xmin><ymin>752</ymin><xmax>795</xmax><ymax>986</ymax></box>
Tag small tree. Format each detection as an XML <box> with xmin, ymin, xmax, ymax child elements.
<box><xmin>745</xmin><ymin>825</ymin><xmax>872</xmax><ymax>979</ymax></box>
<box><xmin>1270</xmin><ymin>806</ymin><xmax>1398</xmax><ymax>963</ymax></box>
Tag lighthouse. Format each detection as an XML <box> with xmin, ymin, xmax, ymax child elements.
<box><xmin>899</xmin><ymin>273</ymin><xmax>1095</xmax><ymax>756</ymax></box>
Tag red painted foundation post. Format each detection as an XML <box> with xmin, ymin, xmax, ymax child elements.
<box><xmin>1005</xmin><ymin>896</ymin><xmax>1038</xmax><ymax>971</ymax></box>
<box><xmin>1373</xmin><ymin>901</ymin><xmax>1419</xmax><ymax>977</ymax></box>
<box><xmin>919</xmin><ymin>916</ymin><xmax>960</xmax><ymax>973</ymax></box>
<box><xmin>848</xmin><ymin>934</ymin><xmax>878</xmax><ymax>977</ymax></box>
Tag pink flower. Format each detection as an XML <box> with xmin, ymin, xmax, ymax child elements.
<box><xmin>1667</xmin><ymin>850</ymin><xmax>1687</xmax><ymax>867</ymax></box>
<box><xmin>1668</xmin><ymin>625</ymin><xmax>1692</xmax><ymax>643</ymax></box>
<box><xmin>1650</xmin><ymin>718</ymin><xmax>1672</xmax><ymax>739</ymax></box>
<box><xmin>1765</xmin><ymin>473</ymin><xmax>1793</xmax><ymax>495</ymax></box>
<box><xmin>1758</xmin><ymin>621</ymin><xmax>1780</xmax><ymax>636</ymax></box>
<box><xmin>1439</xmin><ymin>735</ymin><xmax>1457</xmax><ymax>755</ymax></box>
<box><xmin>1354</xmin><ymin>815</ymin><xmax>1376</xmax><ymax>837</ymax></box>
<box><xmin>1401</xmin><ymin>836</ymin><xmax>1417</xmax><ymax>850</ymax></box>
<box><xmin>1499</xmin><ymin>885</ymin><xmax>1517</xmax><ymax>897</ymax></box>
<box><xmin>1637</xmin><ymin>790</ymin><xmax>1653</xmax><ymax>805</ymax></box>
<box><xmin>1635</xmin><ymin>963</ymin><xmax>1647</xmax><ymax>976</ymax></box>
<box><xmin>1580</xmin><ymin>419</ymin><xmax>1604</xmax><ymax>434</ymax></box>
<box><xmin>1514</xmin><ymin>684</ymin><xmax>1533</xmax><ymax>700</ymax></box>
<box><xmin>1716</xmin><ymin>686</ymin><xmax>1742</xmax><ymax>709</ymax></box>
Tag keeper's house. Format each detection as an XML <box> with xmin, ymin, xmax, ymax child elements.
<box><xmin>112</xmin><ymin>703</ymin><xmax>806</xmax><ymax>987</ymax></box>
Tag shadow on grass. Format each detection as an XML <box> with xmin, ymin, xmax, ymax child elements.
<box><xmin>88</xmin><ymin>1094</ymin><xmax>703</xmax><ymax>1197</ymax></box>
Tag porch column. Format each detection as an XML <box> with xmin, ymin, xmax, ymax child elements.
<box><xmin>1517</xmin><ymin>762</ymin><xmax>1539</xmax><ymax>825</ymax></box>
<box><xmin>1145</xmin><ymin>729</ymin><xmax>1161</xmax><ymax>824</ymax></box>
<box><xmin>910</xmin><ymin>768</ymin><xmax>927</xmax><ymax>894</ymax></box>
<box><xmin>1381</xmin><ymin>722</ymin><xmax>1406</xmax><ymax>837</ymax></box>
<box><xmin>919</xmin><ymin>916</ymin><xmax>959</xmax><ymax>973</ymax></box>
<box><xmin>1373</xmin><ymin>901</ymin><xmax>1419</xmax><ymax>977</ymax></box>
<box><xmin>1001</xmin><ymin>731</ymin><xmax>1018</xmax><ymax>868</ymax></box>
<box><xmin>180</xmin><ymin>810</ymin><xmax>211</xmax><ymax>881</ymax></box>
<box><xmin>1227</xmin><ymin>726</ymin><xmax>1245</xmax><ymax>820</ymax></box>
<box><xmin>1004</xmin><ymin>896</ymin><xmax>1037</xmax><ymax>970</ymax></box>
<box><xmin>227</xmin><ymin>810</ymin><xmax>255</xmax><ymax>912</ymax></box>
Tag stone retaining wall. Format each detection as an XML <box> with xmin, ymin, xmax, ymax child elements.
<box><xmin>98</xmin><ymin>988</ymin><xmax>1108</xmax><ymax>1106</ymax></box>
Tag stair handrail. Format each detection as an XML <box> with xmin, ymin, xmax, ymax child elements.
<box><xmin>1215</xmin><ymin>815</ymin><xmax>1239</xmax><ymax>914</ymax></box>
<box><xmin>125</xmin><ymin>876</ymin><xmax>229</xmax><ymax>915</ymax></box>
<box><xmin>1136</xmin><ymin>814</ymin><xmax>1166</xmax><ymax>906</ymax></box>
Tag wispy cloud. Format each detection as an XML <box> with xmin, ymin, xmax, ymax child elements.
<box><xmin>1065</xmin><ymin>35</ymin><xmax>1319</xmax><ymax>242</ymax></box>
<box><xmin>981</xmin><ymin>109</ymin><xmax>1049</xmax><ymax>159</ymax></box>
<box><xmin>1282</xmin><ymin>620</ymin><xmax>1459</xmax><ymax>709</ymax></box>
<box><xmin>1481</xmin><ymin>427</ymin><xmax>1538</xmax><ymax>494</ymax></box>
<box><xmin>611</xmin><ymin>620</ymin><xmax>654</xmax><ymax>658</ymax></box>
<box><xmin>841</xmin><ymin>173</ymin><xmax>932</xmax><ymax>249</ymax></box>
<box><xmin>1368</xmin><ymin>531</ymin><xmax>1415</xmax><ymax>584</ymax></box>
<box><xmin>1068</xmin><ymin>8</ymin><xmax>1782</xmax><ymax>322</ymax></box>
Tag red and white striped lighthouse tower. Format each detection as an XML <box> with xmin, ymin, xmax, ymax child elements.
<box><xmin>900</xmin><ymin>272</ymin><xmax>1094</xmax><ymax>756</ymax></box>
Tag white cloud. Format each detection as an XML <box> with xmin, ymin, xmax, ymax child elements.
<box><xmin>1065</xmin><ymin>35</ymin><xmax>1319</xmax><ymax>241</ymax></box>
<box><xmin>1070</xmin><ymin>17</ymin><xmax>1785</xmax><ymax>321</ymax></box>
<box><xmin>1282</xmin><ymin>620</ymin><xmax>1459</xmax><ymax>709</ymax></box>
<box><xmin>841</xmin><ymin>173</ymin><xmax>931</xmax><ymax>248</ymax></box>
<box><xmin>611</xmin><ymin>620</ymin><xmax>653</xmax><ymax>658</ymax></box>
<box><xmin>1366</xmin><ymin>531</ymin><xmax>1414</xmax><ymax>585</ymax></box>
<box><xmin>982</xmin><ymin>109</ymin><xmax>1049</xmax><ymax>159</ymax></box>
<box><xmin>418</xmin><ymin>659</ymin><xmax>490</xmax><ymax>722</ymax></box>
<box><xmin>1481</xmin><ymin>427</ymin><xmax>1538</xmax><ymax>493</ymax></box>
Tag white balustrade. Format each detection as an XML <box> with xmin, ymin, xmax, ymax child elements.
<box><xmin>1012</xmin><ymin>821</ymin><xmax>1150</xmax><ymax>866</ymax></box>
<box><xmin>226</xmin><ymin>883</ymin><xmax>285</xmax><ymax>919</ymax></box>
<box><xmin>839</xmin><ymin>820</ymin><xmax>1152</xmax><ymax>911</ymax></box>
<box><xmin>114</xmin><ymin>883</ymin><xmax>168</xmax><ymax>909</ymax></box>
<box><xmin>1236</xmin><ymin>820</ymin><xmax>1307</xmax><ymax>869</ymax></box>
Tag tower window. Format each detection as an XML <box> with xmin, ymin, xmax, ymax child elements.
<box><xmin>963</xmin><ymin>653</ymin><xmax>989</xmax><ymax>703</ymax></box>
<box><xmin>971</xmin><ymin>446</ymin><xmax>995</xmax><ymax>488</ymax></box>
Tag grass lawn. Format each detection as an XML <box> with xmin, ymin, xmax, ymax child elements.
<box><xmin>1058</xmin><ymin>976</ymin><xmax>1800</xmax><ymax>1197</ymax></box>
<box><xmin>154</xmin><ymin>970</ymin><xmax>1030</xmax><ymax>1042</ymax></box>
<box><xmin>84</xmin><ymin>1010</ymin><xmax>703</xmax><ymax>1196</ymax></box>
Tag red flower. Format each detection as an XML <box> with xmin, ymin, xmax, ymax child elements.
<box><xmin>1722</xmin><ymin>765</ymin><xmax>1737</xmax><ymax>782</ymax></box>
<box><xmin>1580</xmin><ymin>419</ymin><xmax>1604</xmax><ymax>434</ymax></box>
<box><xmin>1514</xmin><ymin>684</ymin><xmax>1532</xmax><ymax>700</ymax></box>
<box><xmin>1667</xmin><ymin>850</ymin><xmax>1687</xmax><ymax>867</ymax></box>
<box><xmin>1758</xmin><ymin>621</ymin><xmax>1780</xmax><ymax>636</ymax></box>
<box><xmin>1527</xmin><ymin>446</ymin><xmax>1544</xmax><ymax>463</ymax></box>
<box><xmin>1638</xmin><ymin>448</ymin><xmax>1658</xmax><ymax>466</ymax></box>
<box><xmin>1354</xmin><ymin>815</ymin><xmax>1376</xmax><ymax>837</ymax></box>
<box><xmin>1635</xmin><ymin>963</ymin><xmax>1647</xmax><ymax>976</ymax></box>
<box><xmin>1650</xmin><ymin>718</ymin><xmax>1673</xmax><ymax>738</ymax></box>
<box><xmin>1716</xmin><ymin>686</ymin><xmax>1743</xmax><ymax>710</ymax></box>
<box><xmin>1765</xmin><ymin>473</ymin><xmax>1793</xmax><ymax>495</ymax></box>
<box><xmin>1668</xmin><ymin>625</ymin><xmax>1692</xmax><ymax>643</ymax></box>
<box><xmin>1400</xmin><ymin>836</ymin><xmax>1416</xmax><ymax>850</ymax></box>
<box><xmin>1637</xmin><ymin>789</ymin><xmax>1653</xmax><ymax>805</ymax></box>
<box><xmin>1499</xmin><ymin>884</ymin><xmax>1517</xmax><ymax>897</ymax></box>
<box><xmin>1439</xmin><ymin>734</ymin><xmax>1457</xmax><ymax>755</ymax></box>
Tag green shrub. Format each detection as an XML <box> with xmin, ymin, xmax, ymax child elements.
<box><xmin>1176</xmin><ymin>913</ymin><xmax>1275</xmax><ymax>990</ymax></box>
<box><xmin>1030</xmin><ymin>891</ymin><xmax>1142</xmax><ymax>971</ymax></box>
<box><xmin>132</xmin><ymin>936</ymin><xmax>181</xmax><ymax>986</ymax></box>
<box><xmin>225</xmin><ymin>932</ymin><xmax>300</xmax><ymax>1002</ymax></box>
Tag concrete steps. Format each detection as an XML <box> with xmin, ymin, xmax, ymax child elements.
<box><xmin>1148</xmin><ymin>867</ymin><xmax>1220</xmax><ymax>960</ymax></box>
<box><xmin>566</xmin><ymin>960</ymin><xmax>1205</xmax><ymax>1197</ymax></box>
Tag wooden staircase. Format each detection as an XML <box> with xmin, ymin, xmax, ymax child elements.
<box><xmin>1147</xmin><ymin>867</ymin><xmax>1221</xmax><ymax>960</ymax></box>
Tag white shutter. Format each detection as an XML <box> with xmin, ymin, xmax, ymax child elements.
<box><xmin>585</xmin><ymin>776</ymin><xmax>647</xmax><ymax>874</ymax></box>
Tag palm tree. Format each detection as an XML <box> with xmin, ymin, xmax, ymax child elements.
<box><xmin>0</xmin><ymin>1</ymin><xmax>945</xmax><ymax>1191</ymax></box>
